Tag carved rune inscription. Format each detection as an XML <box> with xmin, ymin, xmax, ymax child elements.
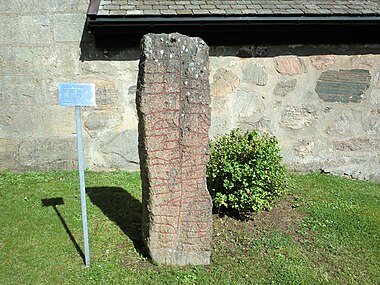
<box><xmin>136</xmin><ymin>33</ymin><xmax>212</xmax><ymax>265</ymax></box>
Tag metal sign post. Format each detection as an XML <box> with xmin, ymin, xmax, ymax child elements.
<box><xmin>59</xmin><ymin>83</ymin><xmax>96</xmax><ymax>268</ymax></box>
<box><xmin>75</xmin><ymin>106</ymin><xmax>90</xmax><ymax>268</ymax></box>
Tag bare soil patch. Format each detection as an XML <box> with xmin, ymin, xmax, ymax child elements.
<box><xmin>212</xmin><ymin>195</ymin><xmax>304</xmax><ymax>253</ymax></box>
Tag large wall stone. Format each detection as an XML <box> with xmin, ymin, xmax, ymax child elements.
<box><xmin>275</xmin><ymin>56</ymin><xmax>306</xmax><ymax>75</ymax></box>
<box><xmin>274</xmin><ymin>79</ymin><xmax>297</xmax><ymax>97</ymax></box>
<box><xmin>326</xmin><ymin>115</ymin><xmax>352</xmax><ymax>135</ymax></box>
<box><xmin>310</xmin><ymin>55</ymin><xmax>337</xmax><ymax>70</ymax></box>
<box><xmin>242</xmin><ymin>62</ymin><xmax>268</xmax><ymax>86</ymax></box>
<box><xmin>210</xmin><ymin>68</ymin><xmax>240</xmax><ymax>97</ymax></box>
<box><xmin>137</xmin><ymin>33</ymin><xmax>212</xmax><ymax>265</ymax></box>
<box><xmin>280</xmin><ymin>106</ymin><xmax>317</xmax><ymax>130</ymax></box>
<box><xmin>0</xmin><ymin>15</ymin><xmax>53</xmax><ymax>45</ymax></box>
<box><xmin>16</xmin><ymin>137</ymin><xmax>78</xmax><ymax>170</ymax></box>
<box><xmin>315</xmin><ymin>69</ymin><xmax>371</xmax><ymax>103</ymax></box>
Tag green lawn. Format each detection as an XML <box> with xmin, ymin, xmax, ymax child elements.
<box><xmin>0</xmin><ymin>170</ymin><xmax>379</xmax><ymax>284</ymax></box>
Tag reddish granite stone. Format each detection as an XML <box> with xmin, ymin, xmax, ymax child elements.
<box><xmin>275</xmin><ymin>56</ymin><xmax>306</xmax><ymax>76</ymax></box>
<box><xmin>310</xmin><ymin>55</ymin><xmax>337</xmax><ymax>70</ymax></box>
<box><xmin>136</xmin><ymin>33</ymin><xmax>212</xmax><ymax>265</ymax></box>
<box><xmin>211</xmin><ymin>68</ymin><xmax>240</xmax><ymax>97</ymax></box>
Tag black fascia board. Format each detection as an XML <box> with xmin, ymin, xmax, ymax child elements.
<box><xmin>87</xmin><ymin>14</ymin><xmax>380</xmax><ymax>47</ymax></box>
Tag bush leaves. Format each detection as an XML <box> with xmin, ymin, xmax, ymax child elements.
<box><xmin>207</xmin><ymin>129</ymin><xmax>288</xmax><ymax>214</ymax></box>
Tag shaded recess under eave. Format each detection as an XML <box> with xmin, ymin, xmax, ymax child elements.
<box><xmin>86</xmin><ymin>0</ymin><xmax>380</xmax><ymax>47</ymax></box>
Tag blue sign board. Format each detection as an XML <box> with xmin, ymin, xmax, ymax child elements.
<box><xmin>59</xmin><ymin>83</ymin><xmax>96</xmax><ymax>107</ymax></box>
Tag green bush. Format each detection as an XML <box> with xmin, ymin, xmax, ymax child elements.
<box><xmin>207</xmin><ymin>128</ymin><xmax>288</xmax><ymax>214</ymax></box>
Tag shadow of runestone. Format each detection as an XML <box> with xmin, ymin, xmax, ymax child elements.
<box><xmin>136</xmin><ymin>33</ymin><xmax>213</xmax><ymax>266</ymax></box>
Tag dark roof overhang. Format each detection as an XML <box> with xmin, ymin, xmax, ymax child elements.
<box><xmin>87</xmin><ymin>5</ymin><xmax>380</xmax><ymax>47</ymax></box>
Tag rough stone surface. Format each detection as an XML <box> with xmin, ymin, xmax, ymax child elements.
<box><xmin>365</xmin><ymin>118</ymin><xmax>380</xmax><ymax>135</ymax></box>
<box><xmin>315</xmin><ymin>69</ymin><xmax>371</xmax><ymax>103</ymax></box>
<box><xmin>238</xmin><ymin>117</ymin><xmax>272</xmax><ymax>134</ymax></box>
<box><xmin>53</xmin><ymin>14</ymin><xmax>87</xmax><ymax>42</ymax></box>
<box><xmin>242</xmin><ymin>62</ymin><xmax>268</xmax><ymax>86</ymax></box>
<box><xmin>0</xmin><ymin>0</ymin><xmax>88</xmax><ymax>13</ymax></box>
<box><xmin>351</xmin><ymin>55</ymin><xmax>376</xmax><ymax>67</ymax></box>
<box><xmin>326</xmin><ymin>115</ymin><xmax>352</xmax><ymax>135</ymax></box>
<box><xmin>294</xmin><ymin>140</ymin><xmax>315</xmax><ymax>157</ymax></box>
<box><xmin>333</xmin><ymin>137</ymin><xmax>378</xmax><ymax>151</ymax></box>
<box><xmin>0</xmin><ymin>76</ymin><xmax>46</xmax><ymax>105</ymax></box>
<box><xmin>16</xmin><ymin>137</ymin><xmax>78</xmax><ymax>170</ymax></box>
<box><xmin>274</xmin><ymin>79</ymin><xmax>297</xmax><ymax>97</ymax></box>
<box><xmin>310</xmin><ymin>55</ymin><xmax>337</xmax><ymax>70</ymax></box>
<box><xmin>137</xmin><ymin>33</ymin><xmax>212</xmax><ymax>266</ymax></box>
<box><xmin>84</xmin><ymin>110</ymin><xmax>122</xmax><ymax>132</ymax></box>
<box><xmin>0</xmin><ymin>138</ymin><xmax>17</xmax><ymax>169</ymax></box>
<box><xmin>100</xmin><ymin>129</ymin><xmax>139</xmax><ymax>169</ymax></box>
<box><xmin>232</xmin><ymin>90</ymin><xmax>264</xmax><ymax>117</ymax></box>
<box><xmin>210</xmin><ymin>68</ymin><xmax>239</xmax><ymax>97</ymax></box>
<box><xmin>84</xmin><ymin>111</ymin><xmax>112</xmax><ymax>131</ymax></box>
<box><xmin>280</xmin><ymin>106</ymin><xmax>317</xmax><ymax>130</ymax></box>
<box><xmin>275</xmin><ymin>56</ymin><xmax>305</xmax><ymax>75</ymax></box>
<box><xmin>320</xmin><ymin>156</ymin><xmax>380</xmax><ymax>182</ymax></box>
<box><xmin>0</xmin><ymin>15</ymin><xmax>52</xmax><ymax>45</ymax></box>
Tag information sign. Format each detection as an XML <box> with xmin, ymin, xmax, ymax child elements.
<box><xmin>59</xmin><ymin>83</ymin><xmax>96</xmax><ymax>107</ymax></box>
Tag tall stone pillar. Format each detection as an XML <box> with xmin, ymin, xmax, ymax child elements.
<box><xmin>136</xmin><ymin>33</ymin><xmax>212</xmax><ymax>265</ymax></box>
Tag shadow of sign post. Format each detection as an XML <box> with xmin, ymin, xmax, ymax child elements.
<box><xmin>41</xmin><ymin>198</ymin><xmax>85</xmax><ymax>263</ymax></box>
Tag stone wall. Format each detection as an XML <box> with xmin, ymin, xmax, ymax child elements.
<box><xmin>0</xmin><ymin>1</ymin><xmax>140</xmax><ymax>171</ymax></box>
<box><xmin>0</xmin><ymin>2</ymin><xmax>379</xmax><ymax>181</ymax></box>
<box><xmin>209</xmin><ymin>49</ymin><xmax>380</xmax><ymax>181</ymax></box>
